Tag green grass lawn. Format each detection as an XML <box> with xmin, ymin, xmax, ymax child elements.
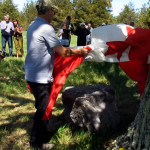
<box><xmin>0</xmin><ymin>32</ymin><xmax>140</xmax><ymax>150</ymax></box>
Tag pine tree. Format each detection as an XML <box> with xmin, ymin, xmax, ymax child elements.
<box><xmin>21</xmin><ymin>1</ymin><xmax>37</xmax><ymax>30</ymax></box>
<box><xmin>116</xmin><ymin>3</ymin><xmax>136</xmax><ymax>25</ymax></box>
<box><xmin>0</xmin><ymin>0</ymin><xmax>19</xmax><ymax>21</ymax></box>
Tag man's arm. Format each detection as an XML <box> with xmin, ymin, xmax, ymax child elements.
<box><xmin>53</xmin><ymin>45</ymin><xmax>89</xmax><ymax>57</ymax></box>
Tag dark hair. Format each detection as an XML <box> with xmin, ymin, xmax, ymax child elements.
<box><xmin>12</xmin><ymin>19</ymin><xmax>19</xmax><ymax>26</ymax></box>
<box><xmin>36</xmin><ymin>5</ymin><xmax>50</xmax><ymax>15</ymax></box>
<box><xmin>130</xmin><ymin>21</ymin><xmax>134</xmax><ymax>27</ymax></box>
<box><xmin>61</xmin><ymin>22</ymin><xmax>67</xmax><ymax>28</ymax></box>
<box><xmin>13</xmin><ymin>18</ymin><xmax>18</xmax><ymax>22</ymax></box>
<box><xmin>66</xmin><ymin>16</ymin><xmax>71</xmax><ymax>20</ymax></box>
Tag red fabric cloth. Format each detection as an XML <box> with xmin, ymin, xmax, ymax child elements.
<box><xmin>119</xmin><ymin>60</ymin><xmax>149</xmax><ymax>95</ymax></box>
<box><xmin>27</xmin><ymin>84</ymin><xmax>33</xmax><ymax>94</ymax></box>
<box><xmin>105</xmin><ymin>27</ymin><xmax>150</xmax><ymax>61</ymax></box>
<box><xmin>105</xmin><ymin>26</ymin><xmax>150</xmax><ymax>95</ymax></box>
<box><xmin>42</xmin><ymin>53</ymin><xmax>84</xmax><ymax>120</ymax></box>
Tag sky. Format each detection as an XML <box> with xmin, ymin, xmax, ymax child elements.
<box><xmin>13</xmin><ymin>0</ymin><xmax>149</xmax><ymax>16</ymax></box>
<box><xmin>111</xmin><ymin>0</ymin><xmax>149</xmax><ymax>16</ymax></box>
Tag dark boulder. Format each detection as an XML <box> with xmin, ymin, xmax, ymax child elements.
<box><xmin>62</xmin><ymin>84</ymin><xmax>120</xmax><ymax>132</ymax></box>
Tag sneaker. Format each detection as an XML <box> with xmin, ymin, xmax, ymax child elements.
<box><xmin>30</xmin><ymin>143</ymin><xmax>54</xmax><ymax>150</ymax></box>
<box><xmin>30</xmin><ymin>139</ymin><xmax>54</xmax><ymax>150</ymax></box>
<box><xmin>42</xmin><ymin>143</ymin><xmax>55</xmax><ymax>150</ymax></box>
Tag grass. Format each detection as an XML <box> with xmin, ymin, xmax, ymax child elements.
<box><xmin>0</xmin><ymin>32</ymin><xmax>140</xmax><ymax>150</ymax></box>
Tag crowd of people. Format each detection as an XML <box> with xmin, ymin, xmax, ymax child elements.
<box><xmin>58</xmin><ymin>16</ymin><xmax>93</xmax><ymax>47</ymax></box>
<box><xmin>0</xmin><ymin>13</ymin><xmax>93</xmax><ymax>59</ymax></box>
<box><xmin>0</xmin><ymin>14</ymin><xmax>24</xmax><ymax>58</ymax></box>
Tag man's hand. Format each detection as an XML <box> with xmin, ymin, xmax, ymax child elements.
<box><xmin>80</xmin><ymin>48</ymin><xmax>89</xmax><ymax>56</ymax></box>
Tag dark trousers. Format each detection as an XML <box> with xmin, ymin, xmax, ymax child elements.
<box><xmin>2</xmin><ymin>34</ymin><xmax>13</xmax><ymax>56</ymax></box>
<box><xmin>27</xmin><ymin>81</ymin><xmax>52</xmax><ymax>147</ymax></box>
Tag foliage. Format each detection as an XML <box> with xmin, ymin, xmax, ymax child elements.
<box><xmin>0</xmin><ymin>0</ymin><xmax>19</xmax><ymax>21</ymax></box>
<box><xmin>52</xmin><ymin>0</ymin><xmax>73</xmax><ymax>30</ymax></box>
<box><xmin>116</xmin><ymin>3</ymin><xmax>136</xmax><ymax>25</ymax></box>
<box><xmin>73</xmin><ymin>0</ymin><xmax>91</xmax><ymax>27</ymax></box>
<box><xmin>116</xmin><ymin>1</ymin><xmax>150</xmax><ymax>28</ymax></box>
<box><xmin>137</xmin><ymin>4</ymin><xmax>150</xmax><ymax>28</ymax></box>
<box><xmin>0</xmin><ymin>0</ymin><xmax>113</xmax><ymax>30</ymax></box>
<box><xmin>0</xmin><ymin>0</ymin><xmax>149</xmax><ymax>30</ymax></box>
<box><xmin>21</xmin><ymin>1</ymin><xmax>37</xmax><ymax>30</ymax></box>
<box><xmin>72</xmin><ymin>0</ymin><xmax>113</xmax><ymax>28</ymax></box>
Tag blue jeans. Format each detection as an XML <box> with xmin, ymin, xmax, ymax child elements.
<box><xmin>2</xmin><ymin>34</ymin><xmax>13</xmax><ymax>56</ymax></box>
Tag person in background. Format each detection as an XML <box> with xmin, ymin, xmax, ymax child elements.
<box><xmin>86</xmin><ymin>22</ymin><xmax>93</xmax><ymax>45</ymax></box>
<box><xmin>148</xmin><ymin>22</ymin><xmax>150</xmax><ymax>29</ymax></box>
<box><xmin>0</xmin><ymin>14</ymin><xmax>14</xmax><ymax>57</ymax></box>
<box><xmin>130</xmin><ymin>21</ymin><xmax>135</xmax><ymax>27</ymax></box>
<box><xmin>58</xmin><ymin>23</ymin><xmax>70</xmax><ymax>47</ymax></box>
<box><xmin>12</xmin><ymin>19</ymin><xmax>24</xmax><ymax>58</ymax></box>
<box><xmin>63</xmin><ymin>16</ymin><xmax>74</xmax><ymax>46</ymax></box>
<box><xmin>74</xmin><ymin>22</ymin><xmax>90</xmax><ymax>46</ymax></box>
<box><xmin>101</xmin><ymin>22</ymin><xmax>106</xmax><ymax>26</ymax></box>
<box><xmin>24</xmin><ymin>0</ymin><xmax>89</xmax><ymax>149</ymax></box>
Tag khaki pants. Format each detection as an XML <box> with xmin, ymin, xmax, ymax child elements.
<box><xmin>14</xmin><ymin>36</ymin><xmax>24</xmax><ymax>56</ymax></box>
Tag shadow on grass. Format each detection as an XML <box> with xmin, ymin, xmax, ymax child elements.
<box><xmin>0</xmin><ymin>93</ymin><xmax>67</xmax><ymax>149</ymax></box>
<box><xmin>0</xmin><ymin>94</ymin><xmax>34</xmax><ymax>128</ymax></box>
<box><xmin>0</xmin><ymin>60</ymin><xmax>141</xmax><ymax>150</ymax></box>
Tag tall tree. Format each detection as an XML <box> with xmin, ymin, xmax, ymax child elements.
<box><xmin>137</xmin><ymin>2</ymin><xmax>150</xmax><ymax>28</ymax></box>
<box><xmin>22</xmin><ymin>1</ymin><xmax>37</xmax><ymax>30</ymax></box>
<box><xmin>91</xmin><ymin>0</ymin><xmax>113</xmax><ymax>26</ymax></box>
<box><xmin>87</xmin><ymin>0</ymin><xmax>111</xmax><ymax>6</ymax></box>
<box><xmin>73</xmin><ymin>0</ymin><xmax>113</xmax><ymax>28</ymax></box>
<box><xmin>0</xmin><ymin>0</ymin><xmax>19</xmax><ymax>21</ymax></box>
<box><xmin>52</xmin><ymin>0</ymin><xmax>73</xmax><ymax>30</ymax></box>
<box><xmin>116</xmin><ymin>2</ymin><xmax>136</xmax><ymax>25</ymax></box>
<box><xmin>73</xmin><ymin>0</ymin><xmax>91</xmax><ymax>27</ymax></box>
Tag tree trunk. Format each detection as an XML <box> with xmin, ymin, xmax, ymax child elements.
<box><xmin>110</xmin><ymin>72</ymin><xmax>150</xmax><ymax>150</ymax></box>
